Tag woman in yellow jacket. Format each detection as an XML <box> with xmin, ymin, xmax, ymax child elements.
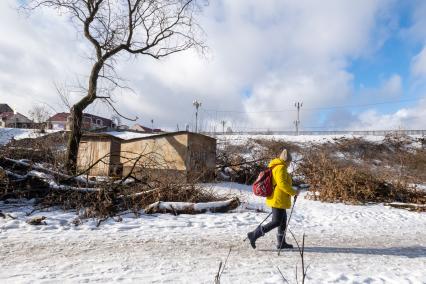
<box><xmin>247</xmin><ymin>149</ymin><xmax>298</xmax><ymax>249</ymax></box>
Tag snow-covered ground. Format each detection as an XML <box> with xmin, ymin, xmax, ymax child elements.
<box><xmin>0</xmin><ymin>128</ymin><xmax>58</xmax><ymax>145</ymax></box>
<box><xmin>1</xmin><ymin>183</ymin><xmax>425</xmax><ymax>283</ymax></box>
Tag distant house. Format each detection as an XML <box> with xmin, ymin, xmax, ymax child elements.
<box><xmin>0</xmin><ymin>104</ymin><xmax>13</xmax><ymax>114</ymax></box>
<box><xmin>131</xmin><ymin>124</ymin><xmax>162</xmax><ymax>133</ymax></box>
<box><xmin>47</xmin><ymin>112</ymin><xmax>115</xmax><ymax>131</ymax></box>
<box><xmin>0</xmin><ymin>112</ymin><xmax>34</xmax><ymax>129</ymax></box>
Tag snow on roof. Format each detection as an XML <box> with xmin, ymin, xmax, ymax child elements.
<box><xmin>102</xmin><ymin>131</ymin><xmax>157</xmax><ymax>140</ymax></box>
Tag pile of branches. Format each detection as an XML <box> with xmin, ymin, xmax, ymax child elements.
<box><xmin>0</xmin><ymin>157</ymin><xmax>238</xmax><ymax>219</ymax></box>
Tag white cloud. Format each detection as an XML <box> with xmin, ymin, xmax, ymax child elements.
<box><xmin>236</xmin><ymin>0</ymin><xmax>393</xmax><ymax>129</ymax></box>
<box><xmin>406</xmin><ymin>0</ymin><xmax>426</xmax><ymax>43</ymax></box>
<box><xmin>348</xmin><ymin>98</ymin><xmax>426</xmax><ymax>130</ymax></box>
<box><xmin>411</xmin><ymin>46</ymin><xmax>426</xmax><ymax>78</ymax></box>
<box><xmin>0</xmin><ymin>0</ymin><xmax>91</xmax><ymax>114</ymax></box>
<box><xmin>1</xmin><ymin>0</ymin><xmax>419</xmax><ymax>132</ymax></box>
<box><xmin>381</xmin><ymin>74</ymin><xmax>402</xmax><ymax>96</ymax></box>
<box><xmin>358</xmin><ymin>74</ymin><xmax>402</xmax><ymax>100</ymax></box>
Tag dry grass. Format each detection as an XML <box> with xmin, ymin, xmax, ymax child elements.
<box><xmin>297</xmin><ymin>149</ymin><xmax>426</xmax><ymax>207</ymax></box>
<box><xmin>308</xmin><ymin>134</ymin><xmax>426</xmax><ymax>183</ymax></box>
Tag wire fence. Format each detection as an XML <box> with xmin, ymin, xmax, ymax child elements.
<box><xmin>203</xmin><ymin>129</ymin><xmax>426</xmax><ymax>136</ymax></box>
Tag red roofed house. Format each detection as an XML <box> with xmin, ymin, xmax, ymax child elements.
<box><xmin>130</xmin><ymin>124</ymin><xmax>162</xmax><ymax>133</ymax></box>
<box><xmin>0</xmin><ymin>112</ymin><xmax>35</xmax><ymax>128</ymax></box>
<box><xmin>47</xmin><ymin>112</ymin><xmax>114</xmax><ymax>131</ymax></box>
<box><xmin>0</xmin><ymin>103</ymin><xmax>35</xmax><ymax>129</ymax></box>
<box><xmin>0</xmin><ymin>104</ymin><xmax>13</xmax><ymax>114</ymax></box>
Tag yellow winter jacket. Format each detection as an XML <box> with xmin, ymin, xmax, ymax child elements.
<box><xmin>265</xmin><ymin>158</ymin><xmax>297</xmax><ymax>209</ymax></box>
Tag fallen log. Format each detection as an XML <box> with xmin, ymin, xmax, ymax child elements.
<box><xmin>26</xmin><ymin>216</ymin><xmax>47</xmax><ymax>225</ymax></box>
<box><xmin>144</xmin><ymin>197</ymin><xmax>240</xmax><ymax>215</ymax></box>
<box><xmin>385</xmin><ymin>202</ymin><xmax>426</xmax><ymax>212</ymax></box>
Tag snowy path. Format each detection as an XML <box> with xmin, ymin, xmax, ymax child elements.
<box><xmin>1</xmin><ymin>183</ymin><xmax>425</xmax><ymax>283</ymax></box>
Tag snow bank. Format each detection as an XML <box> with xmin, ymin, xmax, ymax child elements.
<box><xmin>218</xmin><ymin>133</ymin><xmax>423</xmax><ymax>145</ymax></box>
<box><xmin>0</xmin><ymin>128</ymin><xmax>58</xmax><ymax>145</ymax></box>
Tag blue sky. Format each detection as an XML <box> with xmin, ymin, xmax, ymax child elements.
<box><xmin>347</xmin><ymin>1</ymin><xmax>424</xmax><ymax>112</ymax></box>
<box><xmin>0</xmin><ymin>0</ymin><xmax>425</xmax><ymax>131</ymax></box>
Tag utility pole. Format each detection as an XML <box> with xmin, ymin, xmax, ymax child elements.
<box><xmin>294</xmin><ymin>102</ymin><xmax>303</xmax><ymax>135</ymax></box>
<box><xmin>193</xmin><ymin>100</ymin><xmax>202</xmax><ymax>133</ymax></box>
<box><xmin>221</xmin><ymin>120</ymin><xmax>226</xmax><ymax>134</ymax></box>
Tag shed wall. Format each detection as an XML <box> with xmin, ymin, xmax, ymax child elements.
<box><xmin>77</xmin><ymin>132</ymin><xmax>216</xmax><ymax>181</ymax></box>
<box><xmin>120</xmin><ymin>133</ymin><xmax>188</xmax><ymax>177</ymax></box>
<box><xmin>187</xmin><ymin>134</ymin><xmax>216</xmax><ymax>180</ymax></box>
<box><xmin>77</xmin><ymin>138</ymin><xmax>112</xmax><ymax>176</ymax></box>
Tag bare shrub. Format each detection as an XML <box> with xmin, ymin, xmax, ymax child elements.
<box><xmin>311</xmin><ymin>135</ymin><xmax>426</xmax><ymax>184</ymax></box>
<box><xmin>298</xmin><ymin>150</ymin><xmax>426</xmax><ymax>206</ymax></box>
<box><xmin>216</xmin><ymin>138</ymin><xmax>300</xmax><ymax>184</ymax></box>
<box><xmin>402</xmin><ymin>148</ymin><xmax>426</xmax><ymax>183</ymax></box>
<box><xmin>250</xmin><ymin>138</ymin><xmax>301</xmax><ymax>156</ymax></box>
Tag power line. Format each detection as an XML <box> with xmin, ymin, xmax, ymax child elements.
<box><xmin>201</xmin><ymin>97</ymin><xmax>424</xmax><ymax>114</ymax></box>
<box><xmin>303</xmin><ymin>97</ymin><xmax>423</xmax><ymax>110</ymax></box>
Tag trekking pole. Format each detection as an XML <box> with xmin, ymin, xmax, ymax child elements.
<box><xmin>243</xmin><ymin>211</ymin><xmax>272</xmax><ymax>242</ymax></box>
<box><xmin>278</xmin><ymin>194</ymin><xmax>298</xmax><ymax>256</ymax></box>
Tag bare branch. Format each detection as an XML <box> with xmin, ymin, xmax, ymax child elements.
<box><xmin>102</xmin><ymin>98</ymin><xmax>138</xmax><ymax>122</ymax></box>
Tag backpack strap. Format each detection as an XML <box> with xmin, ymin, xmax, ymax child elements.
<box><xmin>269</xmin><ymin>165</ymin><xmax>278</xmax><ymax>188</ymax></box>
<box><xmin>269</xmin><ymin>165</ymin><xmax>279</xmax><ymax>171</ymax></box>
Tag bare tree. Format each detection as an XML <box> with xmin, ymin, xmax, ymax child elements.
<box><xmin>25</xmin><ymin>0</ymin><xmax>207</xmax><ymax>173</ymax></box>
<box><xmin>28</xmin><ymin>104</ymin><xmax>51</xmax><ymax>132</ymax></box>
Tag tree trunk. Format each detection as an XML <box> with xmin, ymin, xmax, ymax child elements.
<box><xmin>65</xmin><ymin>106</ymin><xmax>83</xmax><ymax>173</ymax></box>
<box><xmin>65</xmin><ymin>61</ymin><xmax>103</xmax><ymax>173</ymax></box>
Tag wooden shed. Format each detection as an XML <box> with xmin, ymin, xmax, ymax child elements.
<box><xmin>77</xmin><ymin>131</ymin><xmax>216</xmax><ymax>181</ymax></box>
<box><xmin>77</xmin><ymin>133</ymin><xmax>122</xmax><ymax>177</ymax></box>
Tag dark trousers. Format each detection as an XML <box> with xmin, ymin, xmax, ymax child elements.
<box><xmin>262</xmin><ymin>207</ymin><xmax>287</xmax><ymax>236</ymax></box>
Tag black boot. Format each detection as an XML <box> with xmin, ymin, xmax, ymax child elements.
<box><xmin>277</xmin><ymin>234</ymin><xmax>293</xmax><ymax>249</ymax></box>
<box><xmin>247</xmin><ymin>226</ymin><xmax>264</xmax><ymax>249</ymax></box>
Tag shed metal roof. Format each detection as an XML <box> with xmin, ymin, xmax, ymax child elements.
<box><xmin>81</xmin><ymin>131</ymin><xmax>216</xmax><ymax>142</ymax></box>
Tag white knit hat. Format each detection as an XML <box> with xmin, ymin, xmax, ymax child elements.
<box><xmin>279</xmin><ymin>149</ymin><xmax>292</xmax><ymax>162</ymax></box>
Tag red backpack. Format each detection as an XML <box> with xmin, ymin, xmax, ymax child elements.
<box><xmin>252</xmin><ymin>166</ymin><xmax>276</xmax><ymax>197</ymax></box>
